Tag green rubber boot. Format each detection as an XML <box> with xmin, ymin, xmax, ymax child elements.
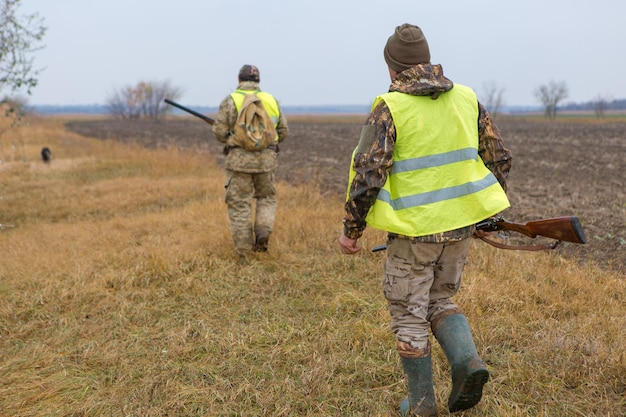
<box><xmin>432</xmin><ymin>314</ymin><xmax>489</xmax><ymax>413</ymax></box>
<box><xmin>398</xmin><ymin>355</ymin><xmax>438</xmax><ymax>417</ymax></box>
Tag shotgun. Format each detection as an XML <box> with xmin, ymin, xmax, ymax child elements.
<box><xmin>164</xmin><ymin>98</ymin><xmax>215</xmax><ymax>125</ymax></box>
<box><xmin>475</xmin><ymin>216</ymin><xmax>586</xmax><ymax>243</ymax></box>
<box><xmin>371</xmin><ymin>216</ymin><xmax>587</xmax><ymax>252</ymax></box>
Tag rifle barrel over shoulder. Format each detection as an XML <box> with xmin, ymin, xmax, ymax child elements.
<box><xmin>164</xmin><ymin>99</ymin><xmax>215</xmax><ymax>125</ymax></box>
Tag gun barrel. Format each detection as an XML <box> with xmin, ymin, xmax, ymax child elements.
<box><xmin>371</xmin><ymin>244</ymin><xmax>388</xmax><ymax>252</ymax></box>
<box><xmin>164</xmin><ymin>99</ymin><xmax>215</xmax><ymax>125</ymax></box>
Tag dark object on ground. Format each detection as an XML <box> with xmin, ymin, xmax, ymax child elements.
<box><xmin>41</xmin><ymin>147</ymin><xmax>52</xmax><ymax>163</ymax></box>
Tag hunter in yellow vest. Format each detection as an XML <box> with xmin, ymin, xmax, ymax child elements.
<box><xmin>347</xmin><ymin>85</ymin><xmax>510</xmax><ymax>237</ymax></box>
<box><xmin>338</xmin><ymin>24</ymin><xmax>512</xmax><ymax>416</ymax></box>
<box><xmin>212</xmin><ymin>65</ymin><xmax>289</xmax><ymax>257</ymax></box>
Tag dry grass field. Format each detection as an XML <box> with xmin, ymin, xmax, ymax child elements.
<box><xmin>65</xmin><ymin>114</ymin><xmax>626</xmax><ymax>273</ymax></box>
<box><xmin>0</xmin><ymin>116</ymin><xmax>625</xmax><ymax>416</ymax></box>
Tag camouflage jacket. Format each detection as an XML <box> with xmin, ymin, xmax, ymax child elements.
<box><xmin>212</xmin><ymin>81</ymin><xmax>289</xmax><ymax>173</ymax></box>
<box><xmin>343</xmin><ymin>64</ymin><xmax>513</xmax><ymax>242</ymax></box>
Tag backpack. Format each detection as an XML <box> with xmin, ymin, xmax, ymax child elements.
<box><xmin>230</xmin><ymin>93</ymin><xmax>277</xmax><ymax>151</ymax></box>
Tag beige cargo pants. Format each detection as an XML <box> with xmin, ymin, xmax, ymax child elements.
<box><xmin>383</xmin><ymin>237</ymin><xmax>471</xmax><ymax>350</ymax></box>
<box><xmin>224</xmin><ymin>170</ymin><xmax>276</xmax><ymax>254</ymax></box>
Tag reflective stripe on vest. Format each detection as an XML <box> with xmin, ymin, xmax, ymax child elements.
<box><xmin>350</xmin><ymin>85</ymin><xmax>510</xmax><ymax>237</ymax></box>
<box><xmin>230</xmin><ymin>89</ymin><xmax>281</xmax><ymax>141</ymax></box>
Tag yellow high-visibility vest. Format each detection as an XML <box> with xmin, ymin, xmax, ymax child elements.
<box><xmin>231</xmin><ymin>89</ymin><xmax>281</xmax><ymax>141</ymax></box>
<box><xmin>348</xmin><ymin>85</ymin><xmax>510</xmax><ymax>236</ymax></box>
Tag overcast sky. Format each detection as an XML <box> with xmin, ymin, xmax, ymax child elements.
<box><xmin>18</xmin><ymin>0</ymin><xmax>626</xmax><ymax>108</ymax></box>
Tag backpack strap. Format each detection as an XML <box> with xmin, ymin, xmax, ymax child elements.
<box><xmin>231</xmin><ymin>90</ymin><xmax>261</xmax><ymax>112</ymax></box>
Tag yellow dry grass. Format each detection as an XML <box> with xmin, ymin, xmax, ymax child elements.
<box><xmin>0</xmin><ymin>117</ymin><xmax>624</xmax><ymax>416</ymax></box>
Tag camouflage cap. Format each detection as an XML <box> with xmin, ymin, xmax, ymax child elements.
<box><xmin>384</xmin><ymin>23</ymin><xmax>430</xmax><ymax>72</ymax></box>
<box><xmin>238</xmin><ymin>65</ymin><xmax>260</xmax><ymax>82</ymax></box>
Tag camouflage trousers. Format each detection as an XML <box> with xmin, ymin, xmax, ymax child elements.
<box><xmin>383</xmin><ymin>237</ymin><xmax>471</xmax><ymax>350</ymax></box>
<box><xmin>224</xmin><ymin>169</ymin><xmax>277</xmax><ymax>254</ymax></box>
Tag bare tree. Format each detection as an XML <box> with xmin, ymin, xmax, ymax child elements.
<box><xmin>106</xmin><ymin>85</ymin><xmax>142</xmax><ymax>119</ymax></box>
<box><xmin>1</xmin><ymin>0</ymin><xmax>45</xmax><ymax>137</ymax></box>
<box><xmin>141</xmin><ymin>80</ymin><xmax>184</xmax><ymax>119</ymax></box>
<box><xmin>106</xmin><ymin>80</ymin><xmax>183</xmax><ymax>120</ymax></box>
<box><xmin>591</xmin><ymin>93</ymin><xmax>612</xmax><ymax>118</ymax></box>
<box><xmin>533</xmin><ymin>80</ymin><xmax>569</xmax><ymax>120</ymax></box>
<box><xmin>481</xmin><ymin>81</ymin><xmax>506</xmax><ymax>119</ymax></box>
<box><xmin>0</xmin><ymin>0</ymin><xmax>46</xmax><ymax>96</ymax></box>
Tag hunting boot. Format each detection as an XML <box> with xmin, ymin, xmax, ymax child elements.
<box><xmin>398</xmin><ymin>343</ymin><xmax>438</xmax><ymax>417</ymax></box>
<box><xmin>431</xmin><ymin>313</ymin><xmax>489</xmax><ymax>413</ymax></box>
<box><xmin>253</xmin><ymin>232</ymin><xmax>270</xmax><ymax>252</ymax></box>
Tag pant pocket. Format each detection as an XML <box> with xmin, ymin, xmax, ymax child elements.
<box><xmin>383</xmin><ymin>258</ymin><xmax>412</xmax><ymax>302</ymax></box>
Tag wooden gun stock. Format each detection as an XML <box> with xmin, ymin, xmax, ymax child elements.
<box><xmin>164</xmin><ymin>99</ymin><xmax>215</xmax><ymax>125</ymax></box>
<box><xmin>475</xmin><ymin>216</ymin><xmax>587</xmax><ymax>244</ymax></box>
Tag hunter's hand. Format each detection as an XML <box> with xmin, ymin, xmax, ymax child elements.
<box><xmin>338</xmin><ymin>233</ymin><xmax>362</xmax><ymax>255</ymax></box>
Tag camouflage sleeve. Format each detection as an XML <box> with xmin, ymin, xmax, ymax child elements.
<box><xmin>342</xmin><ymin>101</ymin><xmax>395</xmax><ymax>240</ymax></box>
<box><xmin>275</xmin><ymin>107</ymin><xmax>289</xmax><ymax>142</ymax></box>
<box><xmin>212</xmin><ymin>96</ymin><xmax>237</xmax><ymax>143</ymax></box>
<box><xmin>477</xmin><ymin>102</ymin><xmax>512</xmax><ymax>192</ymax></box>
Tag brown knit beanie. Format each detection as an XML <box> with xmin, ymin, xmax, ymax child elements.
<box><xmin>238</xmin><ymin>65</ymin><xmax>260</xmax><ymax>82</ymax></box>
<box><xmin>384</xmin><ymin>23</ymin><xmax>431</xmax><ymax>72</ymax></box>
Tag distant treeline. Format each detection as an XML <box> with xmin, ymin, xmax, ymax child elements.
<box><xmin>561</xmin><ymin>98</ymin><xmax>626</xmax><ymax>112</ymax></box>
<box><xmin>28</xmin><ymin>99</ymin><xmax>626</xmax><ymax>116</ymax></box>
<box><xmin>29</xmin><ymin>104</ymin><xmax>111</xmax><ymax>115</ymax></box>
<box><xmin>29</xmin><ymin>104</ymin><xmax>371</xmax><ymax>116</ymax></box>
